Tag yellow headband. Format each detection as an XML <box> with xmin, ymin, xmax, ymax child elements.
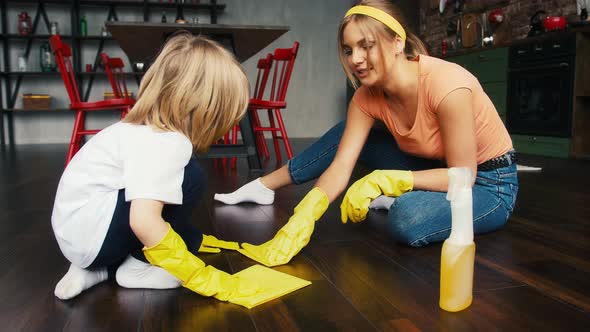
<box><xmin>344</xmin><ymin>5</ymin><xmax>406</xmax><ymax>41</ymax></box>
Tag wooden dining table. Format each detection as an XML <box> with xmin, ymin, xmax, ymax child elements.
<box><xmin>106</xmin><ymin>22</ymin><xmax>290</xmax><ymax>170</ymax></box>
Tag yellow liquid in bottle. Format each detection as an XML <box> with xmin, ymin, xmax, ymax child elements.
<box><xmin>439</xmin><ymin>241</ymin><xmax>476</xmax><ymax>312</ymax></box>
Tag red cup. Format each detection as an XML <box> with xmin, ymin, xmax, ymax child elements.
<box><xmin>85</xmin><ymin>64</ymin><xmax>92</xmax><ymax>72</ymax></box>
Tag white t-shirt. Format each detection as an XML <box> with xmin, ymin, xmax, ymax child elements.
<box><xmin>51</xmin><ymin>122</ymin><xmax>193</xmax><ymax>268</ymax></box>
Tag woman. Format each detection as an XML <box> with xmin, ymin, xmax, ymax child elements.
<box><xmin>217</xmin><ymin>0</ymin><xmax>518</xmax><ymax>267</ymax></box>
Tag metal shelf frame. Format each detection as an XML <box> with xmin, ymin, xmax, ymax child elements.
<box><xmin>0</xmin><ymin>0</ymin><xmax>223</xmax><ymax>145</ymax></box>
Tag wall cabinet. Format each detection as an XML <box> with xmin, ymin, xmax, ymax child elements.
<box><xmin>0</xmin><ymin>0</ymin><xmax>225</xmax><ymax>145</ymax></box>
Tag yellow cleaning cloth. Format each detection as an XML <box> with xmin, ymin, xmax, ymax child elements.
<box><xmin>230</xmin><ymin>264</ymin><xmax>311</xmax><ymax>309</ymax></box>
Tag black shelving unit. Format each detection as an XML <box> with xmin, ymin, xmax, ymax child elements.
<box><xmin>0</xmin><ymin>0</ymin><xmax>225</xmax><ymax>146</ymax></box>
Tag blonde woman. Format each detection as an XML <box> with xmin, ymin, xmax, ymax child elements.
<box><xmin>216</xmin><ymin>0</ymin><xmax>517</xmax><ymax>266</ymax></box>
<box><xmin>51</xmin><ymin>33</ymin><xmax>258</xmax><ymax>303</ymax></box>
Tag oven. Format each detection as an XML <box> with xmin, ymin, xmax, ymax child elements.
<box><xmin>506</xmin><ymin>34</ymin><xmax>576</xmax><ymax>137</ymax></box>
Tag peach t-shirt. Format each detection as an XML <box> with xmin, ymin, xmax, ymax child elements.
<box><xmin>351</xmin><ymin>54</ymin><xmax>512</xmax><ymax>165</ymax></box>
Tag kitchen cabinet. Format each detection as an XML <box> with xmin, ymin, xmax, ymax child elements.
<box><xmin>510</xmin><ymin>135</ymin><xmax>571</xmax><ymax>158</ymax></box>
<box><xmin>446</xmin><ymin>47</ymin><xmax>508</xmax><ymax>121</ymax></box>
<box><xmin>445</xmin><ymin>44</ymin><xmax>588</xmax><ymax>159</ymax></box>
<box><xmin>571</xmin><ymin>32</ymin><xmax>590</xmax><ymax>159</ymax></box>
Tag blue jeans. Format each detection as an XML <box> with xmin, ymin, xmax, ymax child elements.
<box><xmin>288</xmin><ymin>121</ymin><xmax>519</xmax><ymax>247</ymax></box>
<box><xmin>89</xmin><ymin>157</ymin><xmax>206</xmax><ymax>269</ymax></box>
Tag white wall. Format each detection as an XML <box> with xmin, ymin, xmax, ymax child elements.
<box><xmin>2</xmin><ymin>0</ymin><xmax>351</xmax><ymax>144</ymax></box>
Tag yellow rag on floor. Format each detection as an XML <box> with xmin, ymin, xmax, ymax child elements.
<box><xmin>229</xmin><ymin>264</ymin><xmax>311</xmax><ymax>309</ymax></box>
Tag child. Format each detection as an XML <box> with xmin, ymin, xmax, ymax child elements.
<box><xmin>52</xmin><ymin>33</ymin><xmax>258</xmax><ymax>303</ymax></box>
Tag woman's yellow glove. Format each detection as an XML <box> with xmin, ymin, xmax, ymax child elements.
<box><xmin>238</xmin><ymin>187</ymin><xmax>329</xmax><ymax>267</ymax></box>
<box><xmin>198</xmin><ymin>234</ymin><xmax>240</xmax><ymax>253</ymax></box>
<box><xmin>144</xmin><ymin>224</ymin><xmax>260</xmax><ymax>304</ymax></box>
<box><xmin>340</xmin><ymin>170</ymin><xmax>413</xmax><ymax>223</ymax></box>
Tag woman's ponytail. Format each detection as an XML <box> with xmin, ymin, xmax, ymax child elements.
<box><xmin>405</xmin><ymin>32</ymin><xmax>429</xmax><ymax>59</ymax></box>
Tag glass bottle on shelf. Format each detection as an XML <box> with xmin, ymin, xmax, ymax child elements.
<box><xmin>17</xmin><ymin>49</ymin><xmax>27</xmax><ymax>72</ymax></box>
<box><xmin>17</xmin><ymin>12</ymin><xmax>32</xmax><ymax>36</ymax></box>
<box><xmin>40</xmin><ymin>42</ymin><xmax>56</xmax><ymax>72</ymax></box>
<box><xmin>80</xmin><ymin>15</ymin><xmax>88</xmax><ymax>36</ymax></box>
<box><xmin>175</xmin><ymin>0</ymin><xmax>187</xmax><ymax>23</ymax></box>
<box><xmin>50</xmin><ymin>22</ymin><xmax>59</xmax><ymax>35</ymax></box>
<box><xmin>161</xmin><ymin>11</ymin><xmax>167</xmax><ymax>23</ymax></box>
<box><xmin>101</xmin><ymin>25</ymin><xmax>109</xmax><ymax>37</ymax></box>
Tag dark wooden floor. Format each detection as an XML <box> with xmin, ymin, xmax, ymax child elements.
<box><xmin>1</xmin><ymin>141</ymin><xmax>589</xmax><ymax>331</ymax></box>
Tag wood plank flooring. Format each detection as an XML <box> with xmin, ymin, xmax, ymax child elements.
<box><xmin>1</xmin><ymin>142</ymin><xmax>589</xmax><ymax>331</ymax></box>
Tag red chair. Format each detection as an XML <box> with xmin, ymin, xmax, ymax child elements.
<box><xmin>222</xmin><ymin>53</ymin><xmax>274</xmax><ymax>169</ymax></box>
<box><xmin>100</xmin><ymin>52</ymin><xmax>135</xmax><ymax>103</ymax></box>
<box><xmin>249</xmin><ymin>41</ymin><xmax>300</xmax><ymax>163</ymax></box>
<box><xmin>50</xmin><ymin>35</ymin><xmax>135</xmax><ymax>166</ymax></box>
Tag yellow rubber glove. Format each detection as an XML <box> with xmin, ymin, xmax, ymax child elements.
<box><xmin>238</xmin><ymin>187</ymin><xmax>329</xmax><ymax>267</ymax></box>
<box><xmin>198</xmin><ymin>234</ymin><xmax>240</xmax><ymax>253</ymax></box>
<box><xmin>144</xmin><ymin>224</ymin><xmax>260</xmax><ymax>304</ymax></box>
<box><xmin>340</xmin><ymin>170</ymin><xmax>413</xmax><ymax>224</ymax></box>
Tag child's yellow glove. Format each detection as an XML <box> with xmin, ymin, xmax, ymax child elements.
<box><xmin>198</xmin><ymin>234</ymin><xmax>240</xmax><ymax>253</ymax></box>
<box><xmin>238</xmin><ymin>187</ymin><xmax>329</xmax><ymax>267</ymax></box>
<box><xmin>144</xmin><ymin>224</ymin><xmax>260</xmax><ymax>304</ymax></box>
<box><xmin>340</xmin><ymin>170</ymin><xmax>413</xmax><ymax>223</ymax></box>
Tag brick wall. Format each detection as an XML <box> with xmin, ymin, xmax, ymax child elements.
<box><xmin>418</xmin><ymin>0</ymin><xmax>578</xmax><ymax>55</ymax></box>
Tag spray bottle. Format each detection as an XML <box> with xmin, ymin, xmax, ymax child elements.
<box><xmin>440</xmin><ymin>167</ymin><xmax>475</xmax><ymax>312</ymax></box>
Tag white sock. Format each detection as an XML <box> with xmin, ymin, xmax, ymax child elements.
<box><xmin>369</xmin><ymin>195</ymin><xmax>396</xmax><ymax>210</ymax></box>
<box><xmin>214</xmin><ymin>178</ymin><xmax>275</xmax><ymax>205</ymax></box>
<box><xmin>115</xmin><ymin>255</ymin><xmax>181</xmax><ymax>289</ymax></box>
<box><xmin>54</xmin><ymin>264</ymin><xmax>108</xmax><ymax>300</ymax></box>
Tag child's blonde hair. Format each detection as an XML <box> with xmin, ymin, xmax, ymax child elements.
<box><xmin>338</xmin><ymin>0</ymin><xmax>428</xmax><ymax>89</ymax></box>
<box><xmin>124</xmin><ymin>33</ymin><xmax>250</xmax><ymax>153</ymax></box>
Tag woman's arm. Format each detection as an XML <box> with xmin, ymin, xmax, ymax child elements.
<box><xmin>412</xmin><ymin>88</ymin><xmax>478</xmax><ymax>192</ymax></box>
<box><xmin>129</xmin><ymin>199</ymin><xmax>169</xmax><ymax>247</ymax></box>
<box><xmin>315</xmin><ymin>102</ymin><xmax>375</xmax><ymax>202</ymax></box>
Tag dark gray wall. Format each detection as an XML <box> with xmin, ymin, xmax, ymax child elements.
<box><xmin>222</xmin><ymin>0</ymin><xmax>351</xmax><ymax>138</ymax></box>
<box><xmin>5</xmin><ymin>0</ymin><xmax>352</xmax><ymax>143</ymax></box>
<box><xmin>4</xmin><ymin>0</ymin><xmax>419</xmax><ymax>143</ymax></box>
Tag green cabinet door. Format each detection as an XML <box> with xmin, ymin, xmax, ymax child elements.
<box><xmin>469</xmin><ymin>48</ymin><xmax>509</xmax><ymax>83</ymax></box>
<box><xmin>446</xmin><ymin>48</ymin><xmax>508</xmax><ymax>83</ymax></box>
<box><xmin>446</xmin><ymin>53</ymin><xmax>474</xmax><ymax>71</ymax></box>
<box><xmin>447</xmin><ymin>48</ymin><xmax>508</xmax><ymax>119</ymax></box>
<box><xmin>482</xmin><ymin>81</ymin><xmax>507</xmax><ymax>119</ymax></box>
<box><xmin>511</xmin><ymin>134</ymin><xmax>571</xmax><ymax>158</ymax></box>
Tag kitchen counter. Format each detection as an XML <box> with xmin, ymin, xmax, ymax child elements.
<box><xmin>441</xmin><ymin>23</ymin><xmax>590</xmax><ymax>58</ymax></box>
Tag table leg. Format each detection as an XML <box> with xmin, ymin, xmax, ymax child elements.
<box><xmin>240</xmin><ymin>109</ymin><xmax>262</xmax><ymax>170</ymax></box>
<box><xmin>0</xmin><ymin>110</ymin><xmax>4</xmax><ymax>146</ymax></box>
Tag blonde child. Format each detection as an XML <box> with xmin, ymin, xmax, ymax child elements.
<box><xmin>52</xmin><ymin>33</ymin><xmax>257</xmax><ymax>303</ymax></box>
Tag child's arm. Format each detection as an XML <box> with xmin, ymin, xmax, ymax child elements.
<box><xmin>127</xmin><ymin>198</ymin><xmax>259</xmax><ymax>304</ymax></box>
<box><xmin>129</xmin><ymin>199</ymin><xmax>168</xmax><ymax>247</ymax></box>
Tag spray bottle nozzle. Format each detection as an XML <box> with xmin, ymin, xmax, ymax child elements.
<box><xmin>446</xmin><ymin>167</ymin><xmax>474</xmax><ymax>245</ymax></box>
<box><xmin>446</xmin><ymin>167</ymin><xmax>473</xmax><ymax>201</ymax></box>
